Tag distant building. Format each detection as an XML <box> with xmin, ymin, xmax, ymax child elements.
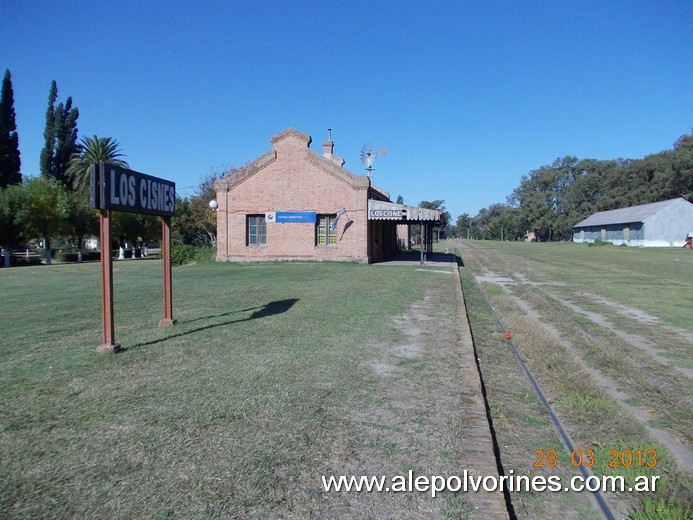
<box><xmin>214</xmin><ymin>128</ymin><xmax>441</xmax><ymax>263</ymax></box>
<box><xmin>572</xmin><ymin>197</ymin><xmax>693</xmax><ymax>247</ymax></box>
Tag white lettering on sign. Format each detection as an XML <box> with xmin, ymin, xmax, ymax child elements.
<box><xmin>110</xmin><ymin>168</ymin><xmax>121</xmax><ymax>204</ymax></box>
<box><xmin>128</xmin><ymin>175</ymin><xmax>136</xmax><ymax>206</ymax></box>
<box><xmin>108</xmin><ymin>168</ymin><xmax>175</xmax><ymax>215</ymax></box>
<box><xmin>369</xmin><ymin>209</ymin><xmax>404</xmax><ymax>218</ymax></box>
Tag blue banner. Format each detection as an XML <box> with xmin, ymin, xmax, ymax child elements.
<box><xmin>275</xmin><ymin>211</ymin><xmax>316</xmax><ymax>223</ymax></box>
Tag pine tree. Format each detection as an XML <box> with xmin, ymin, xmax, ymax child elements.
<box><xmin>40</xmin><ymin>80</ymin><xmax>57</xmax><ymax>178</ymax></box>
<box><xmin>0</xmin><ymin>69</ymin><xmax>21</xmax><ymax>188</ymax></box>
<box><xmin>39</xmin><ymin>80</ymin><xmax>79</xmax><ymax>187</ymax></box>
<box><xmin>53</xmin><ymin>97</ymin><xmax>79</xmax><ymax>188</ymax></box>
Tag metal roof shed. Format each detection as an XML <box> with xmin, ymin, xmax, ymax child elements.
<box><xmin>572</xmin><ymin>197</ymin><xmax>693</xmax><ymax>247</ymax></box>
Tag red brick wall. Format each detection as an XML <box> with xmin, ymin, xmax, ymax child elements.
<box><xmin>215</xmin><ymin>130</ymin><xmax>370</xmax><ymax>262</ymax></box>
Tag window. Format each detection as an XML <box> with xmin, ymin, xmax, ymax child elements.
<box><xmin>316</xmin><ymin>214</ymin><xmax>337</xmax><ymax>246</ymax></box>
<box><xmin>247</xmin><ymin>215</ymin><xmax>266</xmax><ymax>246</ymax></box>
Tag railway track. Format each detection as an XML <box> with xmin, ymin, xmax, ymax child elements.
<box><xmin>455</xmin><ymin>240</ymin><xmax>693</xmax><ymax>518</ymax></box>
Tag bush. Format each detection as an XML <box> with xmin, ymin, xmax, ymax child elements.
<box><xmin>587</xmin><ymin>239</ymin><xmax>612</xmax><ymax>247</ymax></box>
<box><xmin>630</xmin><ymin>498</ymin><xmax>691</xmax><ymax>520</ymax></box>
<box><xmin>55</xmin><ymin>251</ymin><xmax>102</xmax><ymax>263</ymax></box>
<box><xmin>170</xmin><ymin>243</ymin><xmax>214</xmax><ymax>266</ymax></box>
<box><xmin>2</xmin><ymin>255</ymin><xmax>42</xmax><ymax>267</ymax></box>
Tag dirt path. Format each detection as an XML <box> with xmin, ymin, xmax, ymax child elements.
<box><xmin>333</xmin><ymin>256</ymin><xmax>509</xmax><ymax>518</ymax></box>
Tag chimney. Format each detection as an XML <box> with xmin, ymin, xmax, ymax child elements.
<box><xmin>322</xmin><ymin>128</ymin><xmax>345</xmax><ymax>166</ymax></box>
<box><xmin>323</xmin><ymin>128</ymin><xmax>334</xmax><ymax>157</ymax></box>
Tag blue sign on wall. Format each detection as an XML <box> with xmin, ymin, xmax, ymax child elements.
<box><xmin>275</xmin><ymin>211</ymin><xmax>316</xmax><ymax>223</ymax></box>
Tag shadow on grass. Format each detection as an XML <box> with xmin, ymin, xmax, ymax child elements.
<box><xmin>180</xmin><ymin>306</ymin><xmax>264</xmax><ymax>325</ymax></box>
<box><xmin>121</xmin><ymin>298</ymin><xmax>299</xmax><ymax>352</ymax></box>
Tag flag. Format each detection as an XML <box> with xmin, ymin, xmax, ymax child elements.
<box><xmin>331</xmin><ymin>208</ymin><xmax>346</xmax><ymax>231</ymax></box>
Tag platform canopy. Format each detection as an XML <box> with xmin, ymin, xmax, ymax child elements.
<box><xmin>368</xmin><ymin>200</ymin><xmax>442</xmax><ymax>222</ymax></box>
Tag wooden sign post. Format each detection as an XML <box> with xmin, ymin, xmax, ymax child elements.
<box><xmin>91</xmin><ymin>163</ymin><xmax>177</xmax><ymax>352</ymax></box>
<box><xmin>96</xmin><ymin>208</ymin><xmax>119</xmax><ymax>352</ymax></box>
<box><xmin>159</xmin><ymin>216</ymin><xmax>176</xmax><ymax>327</ymax></box>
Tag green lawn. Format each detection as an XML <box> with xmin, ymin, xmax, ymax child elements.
<box><xmin>463</xmin><ymin>240</ymin><xmax>693</xmax><ymax>330</ymax></box>
<box><xmin>0</xmin><ymin>259</ymin><xmax>466</xmax><ymax>518</ymax></box>
<box><xmin>4</xmin><ymin>242</ymin><xmax>690</xmax><ymax>518</ymax></box>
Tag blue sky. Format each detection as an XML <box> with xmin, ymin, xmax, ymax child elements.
<box><xmin>2</xmin><ymin>0</ymin><xmax>691</xmax><ymax>219</ymax></box>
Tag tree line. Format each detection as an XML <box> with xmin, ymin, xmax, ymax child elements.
<box><xmin>450</xmin><ymin>133</ymin><xmax>693</xmax><ymax>241</ymax></box>
<box><xmin>0</xmin><ymin>69</ymin><xmax>219</xmax><ymax>267</ymax></box>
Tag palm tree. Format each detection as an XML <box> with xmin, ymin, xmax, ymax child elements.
<box><xmin>66</xmin><ymin>135</ymin><xmax>129</xmax><ymax>194</ymax></box>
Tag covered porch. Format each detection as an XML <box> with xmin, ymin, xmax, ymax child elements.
<box><xmin>367</xmin><ymin>200</ymin><xmax>442</xmax><ymax>264</ymax></box>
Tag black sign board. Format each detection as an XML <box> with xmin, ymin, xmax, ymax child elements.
<box><xmin>91</xmin><ymin>163</ymin><xmax>175</xmax><ymax>217</ymax></box>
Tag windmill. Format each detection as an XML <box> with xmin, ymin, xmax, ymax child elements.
<box><xmin>360</xmin><ymin>142</ymin><xmax>377</xmax><ymax>179</ymax></box>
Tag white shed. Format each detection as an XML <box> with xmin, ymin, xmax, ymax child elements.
<box><xmin>573</xmin><ymin>197</ymin><xmax>693</xmax><ymax>247</ymax></box>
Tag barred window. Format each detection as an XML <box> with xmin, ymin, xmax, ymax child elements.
<box><xmin>247</xmin><ymin>215</ymin><xmax>266</xmax><ymax>246</ymax></box>
<box><xmin>316</xmin><ymin>214</ymin><xmax>337</xmax><ymax>246</ymax></box>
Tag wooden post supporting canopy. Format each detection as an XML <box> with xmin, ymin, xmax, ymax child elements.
<box><xmin>96</xmin><ymin>209</ymin><xmax>120</xmax><ymax>353</ymax></box>
<box><xmin>420</xmin><ymin>221</ymin><xmax>425</xmax><ymax>265</ymax></box>
<box><xmin>159</xmin><ymin>216</ymin><xmax>176</xmax><ymax>327</ymax></box>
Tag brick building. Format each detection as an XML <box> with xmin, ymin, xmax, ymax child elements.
<box><xmin>214</xmin><ymin>128</ymin><xmax>440</xmax><ymax>263</ymax></box>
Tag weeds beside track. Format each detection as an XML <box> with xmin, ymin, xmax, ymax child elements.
<box><xmin>453</xmin><ymin>239</ymin><xmax>692</xmax><ymax>519</ymax></box>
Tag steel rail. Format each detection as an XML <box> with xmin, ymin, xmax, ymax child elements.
<box><xmin>467</xmin><ymin>268</ymin><xmax>617</xmax><ymax>520</ymax></box>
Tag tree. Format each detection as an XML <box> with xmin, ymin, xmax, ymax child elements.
<box><xmin>0</xmin><ymin>69</ymin><xmax>21</xmax><ymax>188</ymax></box>
<box><xmin>507</xmin><ymin>157</ymin><xmax>579</xmax><ymax>241</ymax></box>
<box><xmin>60</xmin><ymin>190</ymin><xmax>98</xmax><ymax>260</ymax></box>
<box><xmin>454</xmin><ymin>213</ymin><xmax>472</xmax><ymax>239</ymax></box>
<box><xmin>53</xmin><ymin>97</ymin><xmax>79</xmax><ymax>188</ymax></box>
<box><xmin>66</xmin><ymin>135</ymin><xmax>129</xmax><ymax>194</ymax></box>
<box><xmin>172</xmin><ymin>166</ymin><xmax>227</xmax><ymax>246</ymax></box>
<box><xmin>419</xmin><ymin>199</ymin><xmax>452</xmax><ymax>238</ymax></box>
<box><xmin>40</xmin><ymin>81</ymin><xmax>58</xmax><ymax>179</ymax></box>
<box><xmin>40</xmin><ymin>81</ymin><xmax>79</xmax><ymax>188</ymax></box>
<box><xmin>112</xmin><ymin>212</ymin><xmax>159</xmax><ymax>257</ymax></box>
<box><xmin>0</xmin><ymin>184</ymin><xmax>28</xmax><ymax>267</ymax></box>
<box><xmin>470</xmin><ymin>204</ymin><xmax>514</xmax><ymax>240</ymax></box>
<box><xmin>171</xmin><ymin>196</ymin><xmax>191</xmax><ymax>243</ymax></box>
<box><xmin>189</xmin><ymin>168</ymin><xmax>224</xmax><ymax>246</ymax></box>
<box><xmin>396</xmin><ymin>195</ymin><xmax>404</xmax><ymax>204</ymax></box>
<box><xmin>561</xmin><ymin>159</ymin><xmax>614</xmax><ymax>222</ymax></box>
<box><xmin>24</xmin><ymin>177</ymin><xmax>65</xmax><ymax>265</ymax></box>
<box><xmin>671</xmin><ymin>133</ymin><xmax>693</xmax><ymax>201</ymax></box>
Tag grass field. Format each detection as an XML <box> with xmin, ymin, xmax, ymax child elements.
<box><xmin>2</xmin><ymin>243</ymin><xmax>691</xmax><ymax>519</ymax></box>
<box><xmin>462</xmin><ymin>240</ymin><xmax>693</xmax><ymax>331</ymax></box>
<box><xmin>1</xmin><ymin>258</ymin><xmax>474</xmax><ymax>518</ymax></box>
<box><xmin>452</xmin><ymin>239</ymin><xmax>692</xmax><ymax>519</ymax></box>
